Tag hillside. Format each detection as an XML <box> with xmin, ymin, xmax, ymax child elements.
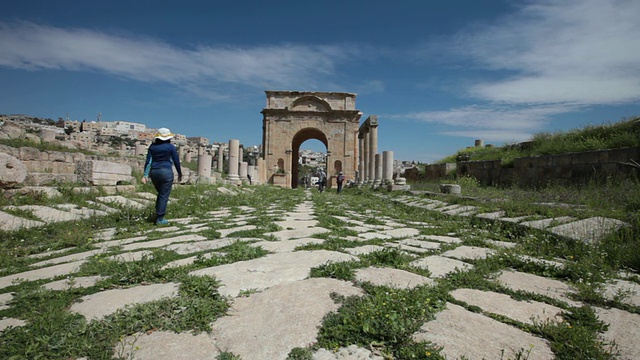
<box><xmin>438</xmin><ymin>116</ymin><xmax>640</xmax><ymax>165</ymax></box>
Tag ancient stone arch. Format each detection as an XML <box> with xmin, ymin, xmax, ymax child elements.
<box><xmin>261</xmin><ymin>91</ymin><xmax>362</xmax><ymax>188</ymax></box>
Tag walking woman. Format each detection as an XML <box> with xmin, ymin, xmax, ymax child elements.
<box><xmin>142</xmin><ymin>128</ymin><xmax>182</xmax><ymax>225</ymax></box>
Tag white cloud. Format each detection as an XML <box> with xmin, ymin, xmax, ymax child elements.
<box><xmin>388</xmin><ymin>103</ymin><xmax>576</xmax><ymax>144</ymax></box>
<box><xmin>459</xmin><ymin>0</ymin><xmax>640</xmax><ymax>106</ymax></box>
<box><xmin>0</xmin><ymin>21</ymin><xmax>353</xmax><ymax>99</ymax></box>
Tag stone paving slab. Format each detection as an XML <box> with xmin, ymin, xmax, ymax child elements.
<box><xmin>485</xmin><ymin>239</ymin><xmax>518</xmax><ymax>249</ymax></box>
<box><xmin>418</xmin><ymin>235</ymin><xmax>463</xmax><ymax>244</ymax></box>
<box><xmin>265</xmin><ymin>227</ymin><xmax>329</xmax><ymax>241</ymax></box>
<box><xmin>355</xmin><ymin>266</ymin><xmax>435</xmax><ymax>288</ymax></box>
<box><xmin>313</xmin><ymin>345</ymin><xmax>384</xmax><ymax>360</ymax></box>
<box><xmin>517</xmin><ymin>255</ymin><xmax>565</xmax><ymax>269</ymax></box>
<box><xmin>357</xmin><ymin>232</ymin><xmax>393</xmax><ymax>240</ymax></box>
<box><xmin>0</xmin><ymin>292</ymin><xmax>13</xmax><ymax>311</ymax></box>
<box><xmin>413</xmin><ymin>303</ymin><xmax>554</xmax><ymax>360</ymax></box>
<box><xmin>116</xmin><ymin>331</ymin><xmax>219</xmax><ymax>360</ymax></box>
<box><xmin>209</xmin><ymin>278</ymin><xmax>362</xmax><ymax>360</ymax></box>
<box><xmin>386</xmin><ymin>242</ymin><xmax>433</xmax><ymax>254</ymax></box>
<box><xmin>0</xmin><ymin>210</ymin><xmax>44</xmax><ymax>231</ymax></box>
<box><xmin>43</xmin><ymin>275</ymin><xmax>106</xmax><ymax>291</ymax></box>
<box><xmin>0</xmin><ymin>260</ymin><xmax>87</xmax><ymax>290</ymax></box>
<box><xmin>410</xmin><ymin>255</ymin><xmax>473</xmax><ymax>278</ymax></box>
<box><xmin>379</xmin><ymin>227</ymin><xmax>420</xmax><ymax>238</ymax></box>
<box><xmin>4</xmin><ymin>205</ymin><xmax>82</xmax><ymax>222</ymax></box>
<box><xmin>451</xmin><ymin>288</ymin><xmax>564</xmax><ymax>325</ymax></box>
<box><xmin>30</xmin><ymin>249</ymin><xmax>102</xmax><ymax>267</ymax></box>
<box><xmin>603</xmin><ymin>279</ymin><xmax>640</xmax><ymax>306</ymax></box>
<box><xmin>96</xmin><ymin>196</ymin><xmax>148</xmax><ymax>209</ymax></box>
<box><xmin>69</xmin><ymin>282</ymin><xmax>180</xmax><ymax>320</ymax></box>
<box><xmin>548</xmin><ymin>217</ymin><xmax>630</xmax><ymax>243</ymax></box>
<box><xmin>53</xmin><ymin>204</ymin><xmax>109</xmax><ymax>218</ymax></box>
<box><xmin>441</xmin><ymin>245</ymin><xmax>495</xmax><ymax>260</ymax></box>
<box><xmin>161</xmin><ymin>253</ymin><xmax>219</xmax><ymax>269</ymax></box>
<box><xmin>250</xmin><ymin>238</ymin><xmax>324</xmax><ymax>253</ymax></box>
<box><xmin>166</xmin><ymin>239</ymin><xmax>240</xmax><ymax>255</ymax></box>
<box><xmin>498</xmin><ymin>215</ymin><xmax>533</xmax><ymax>223</ymax></box>
<box><xmin>398</xmin><ymin>239</ymin><xmax>442</xmax><ymax>250</ymax></box>
<box><xmin>121</xmin><ymin>234</ymin><xmax>208</xmax><ymax>251</ymax></box>
<box><xmin>0</xmin><ymin>318</ymin><xmax>27</xmax><ymax>332</ymax></box>
<box><xmin>189</xmin><ymin>250</ymin><xmax>357</xmax><ymax>297</ymax></box>
<box><xmin>519</xmin><ymin>216</ymin><xmax>576</xmax><ymax>230</ymax></box>
<box><xmin>496</xmin><ymin>270</ymin><xmax>581</xmax><ymax>307</ymax></box>
<box><xmin>344</xmin><ymin>245</ymin><xmax>386</xmax><ymax>255</ymax></box>
<box><xmin>594</xmin><ymin>306</ymin><xmax>640</xmax><ymax>360</ymax></box>
<box><xmin>109</xmin><ymin>250</ymin><xmax>153</xmax><ymax>262</ymax></box>
<box><xmin>216</xmin><ymin>224</ymin><xmax>258</xmax><ymax>237</ymax></box>
<box><xmin>475</xmin><ymin>211</ymin><xmax>506</xmax><ymax>220</ymax></box>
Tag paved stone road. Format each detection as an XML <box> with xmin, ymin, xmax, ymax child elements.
<box><xmin>0</xmin><ymin>188</ymin><xmax>639</xmax><ymax>359</ymax></box>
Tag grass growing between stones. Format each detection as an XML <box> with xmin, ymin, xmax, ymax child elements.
<box><xmin>1</xmin><ymin>182</ymin><xmax>638</xmax><ymax>359</ymax></box>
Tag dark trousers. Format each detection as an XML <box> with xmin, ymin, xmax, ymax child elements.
<box><xmin>150</xmin><ymin>167</ymin><xmax>174</xmax><ymax>217</ymax></box>
<box><xmin>337</xmin><ymin>182</ymin><xmax>343</xmax><ymax>193</ymax></box>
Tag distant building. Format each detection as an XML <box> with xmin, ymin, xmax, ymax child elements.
<box><xmin>187</xmin><ymin>136</ymin><xmax>209</xmax><ymax>146</ymax></box>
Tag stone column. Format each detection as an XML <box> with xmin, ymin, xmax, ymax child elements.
<box><xmin>227</xmin><ymin>139</ymin><xmax>240</xmax><ymax>183</ymax></box>
<box><xmin>257</xmin><ymin>157</ymin><xmax>266</xmax><ymax>184</ymax></box>
<box><xmin>358</xmin><ymin>134</ymin><xmax>364</xmax><ymax>185</ymax></box>
<box><xmin>217</xmin><ymin>145</ymin><xmax>224</xmax><ymax>172</ymax></box>
<box><xmin>185</xmin><ymin>151</ymin><xmax>192</xmax><ymax>163</ymax></box>
<box><xmin>248</xmin><ymin>165</ymin><xmax>255</xmax><ymax>184</ymax></box>
<box><xmin>382</xmin><ymin>150</ymin><xmax>394</xmax><ymax>185</ymax></box>
<box><xmin>374</xmin><ymin>153</ymin><xmax>382</xmax><ymax>186</ymax></box>
<box><xmin>178</xmin><ymin>145</ymin><xmax>186</xmax><ymax>160</ymax></box>
<box><xmin>368</xmin><ymin>123</ymin><xmax>378</xmax><ymax>184</ymax></box>
<box><xmin>239</xmin><ymin>161</ymin><xmax>248</xmax><ymax>183</ymax></box>
<box><xmin>197</xmin><ymin>153</ymin><xmax>212</xmax><ymax>178</ymax></box>
<box><xmin>362</xmin><ymin>130</ymin><xmax>369</xmax><ymax>184</ymax></box>
<box><xmin>135</xmin><ymin>144</ymin><xmax>147</xmax><ymax>156</ymax></box>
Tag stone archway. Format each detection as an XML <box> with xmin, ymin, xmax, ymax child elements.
<box><xmin>261</xmin><ymin>91</ymin><xmax>362</xmax><ymax>188</ymax></box>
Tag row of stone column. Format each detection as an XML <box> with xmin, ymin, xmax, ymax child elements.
<box><xmin>358</xmin><ymin>116</ymin><xmax>394</xmax><ymax>186</ymax></box>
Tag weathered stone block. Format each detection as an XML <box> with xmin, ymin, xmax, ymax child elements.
<box><xmin>19</xmin><ymin>147</ymin><xmax>41</xmax><ymax>161</ymax></box>
<box><xmin>76</xmin><ymin>160</ymin><xmax>133</xmax><ymax>186</ymax></box>
<box><xmin>0</xmin><ymin>153</ymin><xmax>27</xmax><ymax>188</ymax></box>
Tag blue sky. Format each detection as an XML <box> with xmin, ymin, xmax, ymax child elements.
<box><xmin>1</xmin><ymin>0</ymin><xmax>639</xmax><ymax>163</ymax></box>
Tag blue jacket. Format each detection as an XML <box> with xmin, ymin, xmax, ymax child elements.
<box><xmin>144</xmin><ymin>142</ymin><xmax>182</xmax><ymax>177</ymax></box>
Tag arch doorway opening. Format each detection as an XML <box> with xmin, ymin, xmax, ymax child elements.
<box><xmin>292</xmin><ymin>128</ymin><xmax>327</xmax><ymax>189</ymax></box>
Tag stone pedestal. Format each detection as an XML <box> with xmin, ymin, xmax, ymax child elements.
<box><xmin>135</xmin><ymin>144</ymin><xmax>147</xmax><ymax>156</ymax></box>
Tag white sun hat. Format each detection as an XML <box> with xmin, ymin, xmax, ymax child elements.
<box><xmin>155</xmin><ymin>128</ymin><xmax>174</xmax><ymax>141</ymax></box>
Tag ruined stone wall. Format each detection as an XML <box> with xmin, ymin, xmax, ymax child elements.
<box><xmin>425</xmin><ymin>147</ymin><xmax>639</xmax><ymax>187</ymax></box>
<box><xmin>0</xmin><ymin>144</ymin><xmax>146</xmax><ymax>186</ymax></box>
